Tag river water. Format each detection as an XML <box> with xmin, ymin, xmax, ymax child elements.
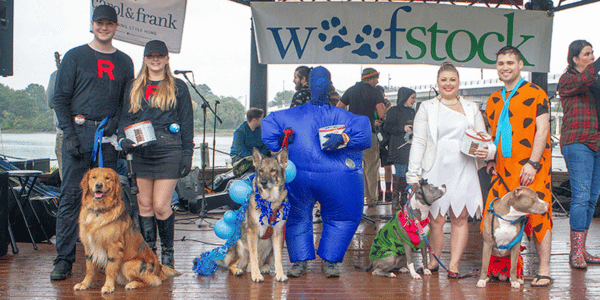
<box><xmin>0</xmin><ymin>132</ymin><xmax>235</xmax><ymax>168</ymax></box>
<box><xmin>0</xmin><ymin>132</ymin><xmax>567</xmax><ymax>171</ymax></box>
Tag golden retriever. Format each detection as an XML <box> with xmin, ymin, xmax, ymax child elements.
<box><xmin>73</xmin><ymin>167</ymin><xmax>180</xmax><ymax>294</ymax></box>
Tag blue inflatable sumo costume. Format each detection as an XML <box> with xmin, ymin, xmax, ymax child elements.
<box><xmin>261</xmin><ymin>66</ymin><xmax>372</xmax><ymax>263</ymax></box>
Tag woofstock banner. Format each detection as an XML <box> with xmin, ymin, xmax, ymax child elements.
<box><xmin>90</xmin><ymin>0</ymin><xmax>187</xmax><ymax>53</ymax></box>
<box><xmin>251</xmin><ymin>2</ymin><xmax>553</xmax><ymax>72</ymax></box>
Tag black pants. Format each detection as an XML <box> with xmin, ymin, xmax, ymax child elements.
<box><xmin>54</xmin><ymin>124</ymin><xmax>117</xmax><ymax>265</ymax></box>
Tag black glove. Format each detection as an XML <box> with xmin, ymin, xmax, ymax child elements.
<box><xmin>119</xmin><ymin>138</ymin><xmax>136</xmax><ymax>153</ymax></box>
<box><xmin>277</xmin><ymin>129</ymin><xmax>295</xmax><ymax>146</ymax></box>
<box><xmin>180</xmin><ymin>155</ymin><xmax>193</xmax><ymax>178</ymax></box>
<box><xmin>322</xmin><ymin>133</ymin><xmax>345</xmax><ymax>151</ymax></box>
<box><xmin>102</xmin><ymin>118</ymin><xmax>118</xmax><ymax>136</ymax></box>
<box><xmin>64</xmin><ymin>134</ymin><xmax>83</xmax><ymax>158</ymax></box>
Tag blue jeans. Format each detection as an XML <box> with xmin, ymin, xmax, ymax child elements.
<box><xmin>562</xmin><ymin>143</ymin><xmax>600</xmax><ymax>231</ymax></box>
<box><xmin>394</xmin><ymin>164</ymin><xmax>408</xmax><ymax>177</ymax></box>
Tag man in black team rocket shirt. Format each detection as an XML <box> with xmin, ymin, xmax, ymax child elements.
<box><xmin>51</xmin><ymin>5</ymin><xmax>134</xmax><ymax>280</ymax></box>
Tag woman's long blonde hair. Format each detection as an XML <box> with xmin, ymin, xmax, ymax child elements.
<box><xmin>128</xmin><ymin>62</ymin><xmax>177</xmax><ymax>113</ymax></box>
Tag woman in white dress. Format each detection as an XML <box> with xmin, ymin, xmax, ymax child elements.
<box><xmin>406</xmin><ymin>62</ymin><xmax>493</xmax><ymax>276</ymax></box>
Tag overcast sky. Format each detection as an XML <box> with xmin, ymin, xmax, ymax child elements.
<box><xmin>2</xmin><ymin>0</ymin><xmax>600</xmax><ymax>108</ymax></box>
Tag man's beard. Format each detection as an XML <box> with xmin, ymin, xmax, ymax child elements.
<box><xmin>295</xmin><ymin>81</ymin><xmax>303</xmax><ymax>91</ymax></box>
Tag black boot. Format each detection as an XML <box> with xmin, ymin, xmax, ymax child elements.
<box><xmin>157</xmin><ymin>213</ymin><xmax>175</xmax><ymax>268</ymax></box>
<box><xmin>139</xmin><ymin>216</ymin><xmax>157</xmax><ymax>253</ymax></box>
<box><xmin>397</xmin><ymin>176</ymin><xmax>408</xmax><ymax>208</ymax></box>
<box><xmin>392</xmin><ymin>175</ymin><xmax>402</xmax><ymax>212</ymax></box>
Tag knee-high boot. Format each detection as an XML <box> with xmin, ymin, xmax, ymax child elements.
<box><xmin>139</xmin><ymin>216</ymin><xmax>157</xmax><ymax>253</ymax></box>
<box><xmin>157</xmin><ymin>214</ymin><xmax>175</xmax><ymax>268</ymax></box>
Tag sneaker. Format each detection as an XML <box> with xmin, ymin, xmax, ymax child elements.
<box><xmin>172</xmin><ymin>203</ymin><xmax>188</xmax><ymax>213</ymax></box>
<box><xmin>322</xmin><ymin>260</ymin><xmax>340</xmax><ymax>278</ymax></box>
<box><xmin>287</xmin><ymin>261</ymin><xmax>308</xmax><ymax>278</ymax></box>
<box><xmin>50</xmin><ymin>260</ymin><xmax>72</xmax><ymax>281</ymax></box>
<box><xmin>378</xmin><ymin>189</ymin><xmax>384</xmax><ymax>200</ymax></box>
<box><xmin>385</xmin><ymin>190</ymin><xmax>392</xmax><ymax>201</ymax></box>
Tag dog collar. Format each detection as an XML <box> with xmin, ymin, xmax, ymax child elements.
<box><xmin>488</xmin><ymin>197</ymin><xmax>528</xmax><ymax>250</ymax></box>
<box><xmin>88</xmin><ymin>207</ymin><xmax>108</xmax><ymax>215</ymax></box>
<box><xmin>254</xmin><ymin>183</ymin><xmax>290</xmax><ymax>227</ymax></box>
<box><xmin>488</xmin><ymin>197</ymin><xmax>528</xmax><ymax>225</ymax></box>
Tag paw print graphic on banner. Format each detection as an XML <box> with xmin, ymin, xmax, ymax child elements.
<box><xmin>352</xmin><ymin>25</ymin><xmax>385</xmax><ymax>59</ymax></box>
<box><xmin>318</xmin><ymin>17</ymin><xmax>351</xmax><ymax>51</ymax></box>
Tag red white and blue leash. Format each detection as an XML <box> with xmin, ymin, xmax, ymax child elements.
<box><xmin>405</xmin><ymin>181</ymin><xmax>479</xmax><ymax>279</ymax></box>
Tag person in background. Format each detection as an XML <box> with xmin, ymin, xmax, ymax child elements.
<box><xmin>230</xmin><ymin>108</ymin><xmax>270</xmax><ymax>163</ymax></box>
<box><xmin>375</xmin><ymin>85</ymin><xmax>392</xmax><ymax>201</ymax></box>
<box><xmin>51</xmin><ymin>5</ymin><xmax>134</xmax><ymax>281</ymax></box>
<box><xmin>328</xmin><ymin>85</ymin><xmax>340</xmax><ymax>107</ymax></box>
<box><xmin>171</xmin><ymin>189</ymin><xmax>187</xmax><ymax>213</ymax></box>
<box><xmin>407</xmin><ymin>62</ymin><xmax>489</xmax><ymax>276</ymax></box>
<box><xmin>384</xmin><ymin>87</ymin><xmax>416</xmax><ymax>211</ymax></box>
<box><xmin>290</xmin><ymin>66</ymin><xmax>312</xmax><ymax>108</ymax></box>
<box><xmin>46</xmin><ymin>55</ymin><xmax>63</xmax><ymax>179</ymax></box>
<box><xmin>557</xmin><ymin>40</ymin><xmax>600</xmax><ymax>270</ymax></box>
<box><xmin>337</xmin><ymin>68</ymin><xmax>386</xmax><ymax>207</ymax></box>
<box><xmin>483</xmin><ymin>46</ymin><xmax>552</xmax><ymax>287</ymax></box>
<box><xmin>118</xmin><ymin>40</ymin><xmax>194</xmax><ymax>269</ymax></box>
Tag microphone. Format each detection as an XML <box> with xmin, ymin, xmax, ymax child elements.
<box><xmin>174</xmin><ymin>70</ymin><xmax>192</xmax><ymax>75</ymax></box>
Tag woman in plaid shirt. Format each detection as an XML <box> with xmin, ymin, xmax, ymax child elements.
<box><xmin>558</xmin><ymin>40</ymin><xmax>600</xmax><ymax>269</ymax></box>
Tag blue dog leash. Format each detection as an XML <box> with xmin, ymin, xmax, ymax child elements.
<box><xmin>406</xmin><ymin>182</ymin><xmax>479</xmax><ymax>279</ymax></box>
<box><xmin>487</xmin><ymin>197</ymin><xmax>528</xmax><ymax>250</ymax></box>
<box><xmin>91</xmin><ymin>117</ymin><xmax>110</xmax><ymax>168</ymax></box>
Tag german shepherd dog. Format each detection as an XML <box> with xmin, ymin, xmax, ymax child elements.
<box><xmin>218</xmin><ymin>148</ymin><xmax>289</xmax><ymax>282</ymax></box>
<box><xmin>73</xmin><ymin>168</ymin><xmax>181</xmax><ymax>294</ymax></box>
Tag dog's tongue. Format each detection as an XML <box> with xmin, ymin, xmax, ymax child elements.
<box><xmin>94</xmin><ymin>191</ymin><xmax>104</xmax><ymax>199</ymax></box>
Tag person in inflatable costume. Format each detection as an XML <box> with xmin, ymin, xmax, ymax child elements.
<box><xmin>261</xmin><ymin>66</ymin><xmax>372</xmax><ymax>278</ymax></box>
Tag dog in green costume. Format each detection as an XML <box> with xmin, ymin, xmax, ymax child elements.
<box><xmin>365</xmin><ymin>181</ymin><xmax>446</xmax><ymax>278</ymax></box>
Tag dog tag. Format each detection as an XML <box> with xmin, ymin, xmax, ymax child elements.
<box><xmin>345</xmin><ymin>158</ymin><xmax>355</xmax><ymax>169</ymax></box>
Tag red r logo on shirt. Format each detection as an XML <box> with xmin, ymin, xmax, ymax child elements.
<box><xmin>145</xmin><ymin>85</ymin><xmax>158</xmax><ymax>100</ymax></box>
<box><xmin>97</xmin><ymin>59</ymin><xmax>115</xmax><ymax>80</ymax></box>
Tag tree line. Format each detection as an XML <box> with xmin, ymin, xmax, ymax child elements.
<box><xmin>0</xmin><ymin>83</ymin><xmax>246</xmax><ymax>133</ymax></box>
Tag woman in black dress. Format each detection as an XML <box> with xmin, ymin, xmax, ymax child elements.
<box><xmin>119</xmin><ymin>40</ymin><xmax>194</xmax><ymax>268</ymax></box>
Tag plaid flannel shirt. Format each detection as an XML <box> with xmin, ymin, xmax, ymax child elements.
<box><xmin>557</xmin><ymin>64</ymin><xmax>600</xmax><ymax>151</ymax></box>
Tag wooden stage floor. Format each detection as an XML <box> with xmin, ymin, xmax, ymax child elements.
<box><xmin>1</xmin><ymin>202</ymin><xmax>598</xmax><ymax>299</ymax></box>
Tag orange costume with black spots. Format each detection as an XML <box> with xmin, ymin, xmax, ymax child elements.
<box><xmin>482</xmin><ymin>82</ymin><xmax>553</xmax><ymax>243</ymax></box>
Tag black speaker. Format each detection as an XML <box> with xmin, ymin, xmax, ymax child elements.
<box><xmin>0</xmin><ymin>0</ymin><xmax>13</xmax><ymax>77</ymax></box>
<box><xmin>176</xmin><ymin>167</ymin><xmax>202</xmax><ymax>202</ymax></box>
<box><xmin>0</xmin><ymin>171</ymin><xmax>9</xmax><ymax>257</ymax></box>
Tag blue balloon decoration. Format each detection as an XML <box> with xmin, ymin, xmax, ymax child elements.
<box><xmin>214</xmin><ymin>219</ymin><xmax>235</xmax><ymax>240</ymax></box>
<box><xmin>285</xmin><ymin>160</ymin><xmax>297</xmax><ymax>183</ymax></box>
<box><xmin>229</xmin><ymin>180</ymin><xmax>253</xmax><ymax>204</ymax></box>
<box><xmin>223</xmin><ymin>210</ymin><xmax>237</xmax><ymax>224</ymax></box>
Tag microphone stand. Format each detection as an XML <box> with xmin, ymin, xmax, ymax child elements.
<box><xmin>178</xmin><ymin>72</ymin><xmax>222</xmax><ymax>227</ymax></box>
<box><xmin>211</xmin><ymin>100</ymin><xmax>220</xmax><ymax>191</ymax></box>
